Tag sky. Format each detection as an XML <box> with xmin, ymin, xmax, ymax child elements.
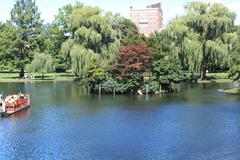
<box><xmin>0</xmin><ymin>0</ymin><xmax>239</xmax><ymax>26</ymax></box>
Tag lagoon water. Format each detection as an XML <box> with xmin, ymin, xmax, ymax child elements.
<box><xmin>0</xmin><ymin>82</ymin><xmax>240</xmax><ymax>160</ymax></box>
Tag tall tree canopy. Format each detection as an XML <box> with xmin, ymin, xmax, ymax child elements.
<box><xmin>149</xmin><ymin>2</ymin><xmax>237</xmax><ymax>80</ymax></box>
<box><xmin>0</xmin><ymin>22</ymin><xmax>19</xmax><ymax>70</ymax></box>
<box><xmin>61</xmin><ymin>4</ymin><xmax>120</xmax><ymax>78</ymax></box>
<box><xmin>11</xmin><ymin>0</ymin><xmax>43</xmax><ymax>78</ymax></box>
<box><xmin>39</xmin><ymin>3</ymin><xmax>84</xmax><ymax>72</ymax></box>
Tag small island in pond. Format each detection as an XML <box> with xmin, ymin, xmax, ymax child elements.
<box><xmin>219</xmin><ymin>88</ymin><xmax>240</xmax><ymax>94</ymax></box>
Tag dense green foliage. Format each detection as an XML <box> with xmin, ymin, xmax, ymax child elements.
<box><xmin>227</xmin><ymin>26</ymin><xmax>240</xmax><ymax>81</ymax></box>
<box><xmin>152</xmin><ymin>57</ymin><xmax>185</xmax><ymax>92</ymax></box>
<box><xmin>60</xmin><ymin>4</ymin><xmax>120</xmax><ymax>78</ymax></box>
<box><xmin>0</xmin><ymin>22</ymin><xmax>18</xmax><ymax>70</ymax></box>
<box><xmin>148</xmin><ymin>2</ymin><xmax>237</xmax><ymax>80</ymax></box>
<box><xmin>228</xmin><ymin>49</ymin><xmax>240</xmax><ymax>80</ymax></box>
<box><xmin>112</xmin><ymin>16</ymin><xmax>146</xmax><ymax>46</ymax></box>
<box><xmin>85</xmin><ymin>63</ymin><xmax>106</xmax><ymax>89</ymax></box>
<box><xmin>26</xmin><ymin>53</ymin><xmax>54</xmax><ymax>79</ymax></box>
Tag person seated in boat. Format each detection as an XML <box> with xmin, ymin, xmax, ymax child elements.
<box><xmin>5</xmin><ymin>96</ymin><xmax>17</xmax><ymax>106</ymax></box>
<box><xmin>0</xmin><ymin>94</ymin><xmax>2</xmax><ymax>105</ymax></box>
<box><xmin>5</xmin><ymin>96</ymin><xmax>13</xmax><ymax>102</ymax></box>
<box><xmin>18</xmin><ymin>92</ymin><xmax>25</xmax><ymax>99</ymax></box>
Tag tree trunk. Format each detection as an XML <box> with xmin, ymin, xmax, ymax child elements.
<box><xmin>234</xmin><ymin>72</ymin><xmax>240</xmax><ymax>81</ymax></box>
<box><xmin>200</xmin><ymin>59</ymin><xmax>207</xmax><ymax>80</ymax></box>
<box><xmin>19</xmin><ymin>44</ymin><xmax>27</xmax><ymax>79</ymax></box>
<box><xmin>98</xmin><ymin>85</ymin><xmax>101</xmax><ymax>94</ymax></box>
<box><xmin>113</xmin><ymin>88</ymin><xmax>116</xmax><ymax>96</ymax></box>
<box><xmin>161</xmin><ymin>83</ymin><xmax>173</xmax><ymax>93</ymax></box>
<box><xmin>42</xmin><ymin>73</ymin><xmax>44</xmax><ymax>80</ymax></box>
<box><xmin>19</xmin><ymin>67</ymin><xmax>25</xmax><ymax>79</ymax></box>
<box><xmin>159</xmin><ymin>81</ymin><xmax>161</xmax><ymax>93</ymax></box>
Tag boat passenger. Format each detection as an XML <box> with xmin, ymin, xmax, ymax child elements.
<box><xmin>20</xmin><ymin>94</ymin><xmax>24</xmax><ymax>99</ymax></box>
<box><xmin>5</xmin><ymin>96</ymin><xmax>17</xmax><ymax>105</ymax></box>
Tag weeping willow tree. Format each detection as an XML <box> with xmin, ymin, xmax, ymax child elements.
<box><xmin>154</xmin><ymin>2</ymin><xmax>236</xmax><ymax>80</ymax></box>
<box><xmin>26</xmin><ymin>53</ymin><xmax>54</xmax><ymax>80</ymax></box>
<box><xmin>228</xmin><ymin>32</ymin><xmax>240</xmax><ymax>81</ymax></box>
<box><xmin>60</xmin><ymin>4</ymin><xmax>120</xmax><ymax>79</ymax></box>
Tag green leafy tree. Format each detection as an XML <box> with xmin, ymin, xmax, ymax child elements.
<box><xmin>228</xmin><ymin>46</ymin><xmax>240</xmax><ymax>81</ymax></box>
<box><xmin>152</xmin><ymin>57</ymin><xmax>185</xmax><ymax>92</ymax></box>
<box><xmin>26</xmin><ymin>53</ymin><xmax>54</xmax><ymax>80</ymax></box>
<box><xmin>41</xmin><ymin>24</ymin><xmax>70</xmax><ymax>72</ymax></box>
<box><xmin>61</xmin><ymin>4</ymin><xmax>120</xmax><ymax>78</ymax></box>
<box><xmin>11</xmin><ymin>0</ymin><xmax>43</xmax><ymax>78</ymax></box>
<box><xmin>0</xmin><ymin>22</ymin><xmax>19</xmax><ymax>70</ymax></box>
<box><xmin>149</xmin><ymin>2</ymin><xmax>236</xmax><ymax>80</ymax></box>
<box><xmin>41</xmin><ymin>2</ymin><xmax>84</xmax><ymax>72</ymax></box>
<box><xmin>147</xmin><ymin>32</ymin><xmax>163</xmax><ymax>53</ymax></box>
<box><xmin>53</xmin><ymin>2</ymin><xmax>83</xmax><ymax>39</ymax></box>
<box><xmin>227</xmin><ymin>26</ymin><xmax>240</xmax><ymax>81</ymax></box>
<box><xmin>183</xmin><ymin>2</ymin><xmax>236</xmax><ymax>80</ymax></box>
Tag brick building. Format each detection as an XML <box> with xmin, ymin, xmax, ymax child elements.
<box><xmin>129</xmin><ymin>3</ymin><xmax>163</xmax><ymax>36</ymax></box>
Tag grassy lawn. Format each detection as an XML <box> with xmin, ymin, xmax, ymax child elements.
<box><xmin>0</xmin><ymin>71</ymin><xmax>235</xmax><ymax>83</ymax></box>
<box><xmin>0</xmin><ymin>72</ymin><xmax>76</xmax><ymax>82</ymax></box>
<box><xmin>207</xmin><ymin>72</ymin><xmax>228</xmax><ymax>79</ymax></box>
<box><xmin>0</xmin><ymin>72</ymin><xmax>19</xmax><ymax>79</ymax></box>
<box><xmin>186</xmin><ymin>72</ymin><xmax>233</xmax><ymax>83</ymax></box>
<box><xmin>186</xmin><ymin>72</ymin><xmax>232</xmax><ymax>83</ymax></box>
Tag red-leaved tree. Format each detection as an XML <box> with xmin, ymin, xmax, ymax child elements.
<box><xmin>114</xmin><ymin>45</ymin><xmax>154</xmax><ymax>81</ymax></box>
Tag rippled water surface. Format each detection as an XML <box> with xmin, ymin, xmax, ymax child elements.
<box><xmin>0</xmin><ymin>82</ymin><xmax>240</xmax><ymax>160</ymax></box>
